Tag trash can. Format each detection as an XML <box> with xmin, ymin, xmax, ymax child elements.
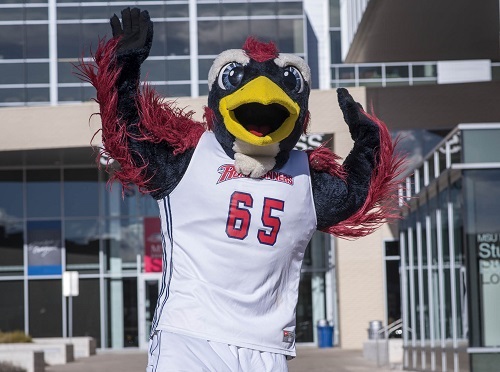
<box><xmin>317</xmin><ymin>320</ymin><xmax>334</xmax><ymax>348</ymax></box>
<box><xmin>367</xmin><ymin>320</ymin><xmax>383</xmax><ymax>340</ymax></box>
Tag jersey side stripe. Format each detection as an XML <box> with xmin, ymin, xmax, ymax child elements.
<box><xmin>150</xmin><ymin>196</ymin><xmax>174</xmax><ymax>335</ymax></box>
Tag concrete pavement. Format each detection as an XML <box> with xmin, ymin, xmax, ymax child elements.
<box><xmin>45</xmin><ymin>346</ymin><xmax>398</xmax><ymax>372</ymax></box>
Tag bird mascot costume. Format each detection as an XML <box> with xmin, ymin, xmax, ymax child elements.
<box><xmin>79</xmin><ymin>8</ymin><xmax>404</xmax><ymax>372</ymax></box>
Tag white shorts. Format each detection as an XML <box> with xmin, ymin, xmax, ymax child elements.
<box><xmin>146</xmin><ymin>330</ymin><xmax>288</xmax><ymax>372</ymax></box>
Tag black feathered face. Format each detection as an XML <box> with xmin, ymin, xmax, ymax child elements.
<box><xmin>207</xmin><ymin>49</ymin><xmax>311</xmax><ymax>160</ymax></box>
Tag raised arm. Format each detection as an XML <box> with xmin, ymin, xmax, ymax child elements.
<box><xmin>309</xmin><ymin>88</ymin><xmax>405</xmax><ymax>238</ymax></box>
<box><xmin>78</xmin><ymin>8</ymin><xmax>205</xmax><ymax>199</ymax></box>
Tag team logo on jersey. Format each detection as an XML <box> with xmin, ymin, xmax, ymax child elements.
<box><xmin>217</xmin><ymin>164</ymin><xmax>294</xmax><ymax>185</ymax></box>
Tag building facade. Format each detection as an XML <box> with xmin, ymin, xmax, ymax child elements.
<box><xmin>400</xmin><ymin>124</ymin><xmax>500</xmax><ymax>372</ymax></box>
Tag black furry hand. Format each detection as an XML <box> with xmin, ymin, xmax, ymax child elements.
<box><xmin>110</xmin><ymin>7</ymin><xmax>153</xmax><ymax>64</ymax></box>
<box><xmin>337</xmin><ymin>88</ymin><xmax>377</xmax><ymax>142</ymax></box>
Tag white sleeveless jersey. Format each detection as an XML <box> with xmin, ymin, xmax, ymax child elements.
<box><xmin>153</xmin><ymin>132</ymin><xmax>317</xmax><ymax>356</ymax></box>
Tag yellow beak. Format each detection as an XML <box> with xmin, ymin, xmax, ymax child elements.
<box><xmin>218</xmin><ymin>76</ymin><xmax>300</xmax><ymax>146</ymax></box>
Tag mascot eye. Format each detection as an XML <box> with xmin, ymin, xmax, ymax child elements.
<box><xmin>218</xmin><ymin>62</ymin><xmax>244</xmax><ymax>90</ymax></box>
<box><xmin>283</xmin><ymin>66</ymin><xmax>304</xmax><ymax>93</ymax></box>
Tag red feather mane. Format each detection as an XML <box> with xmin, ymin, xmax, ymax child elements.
<box><xmin>242</xmin><ymin>37</ymin><xmax>279</xmax><ymax>62</ymax></box>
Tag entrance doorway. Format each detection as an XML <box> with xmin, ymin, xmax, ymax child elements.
<box><xmin>138</xmin><ymin>275</ymin><xmax>161</xmax><ymax>349</ymax></box>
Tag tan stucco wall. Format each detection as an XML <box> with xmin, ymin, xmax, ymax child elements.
<box><xmin>0</xmin><ymin>88</ymin><xmax>365</xmax><ymax>151</ymax></box>
<box><xmin>0</xmin><ymin>87</ymin><xmax>390</xmax><ymax>350</ymax></box>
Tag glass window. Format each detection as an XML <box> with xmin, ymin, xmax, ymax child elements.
<box><xmin>198</xmin><ymin>21</ymin><xmax>222</xmax><ymax>55</ymax></box>
<box><xmin>27</xmin><ymin>63</ymin><xmax>49</xmax><ymax>84</ymax></box>
<box><xmin>142</xmin><ymin>60</ymin><xmax>167</xmax><ymax>82</ymax></box>
<box><xmin>58</xmin><ymin>87</ymin><xmax>83</xmax><ymax>102</ymax></box>
<box><xmin>72</xmin><ymin>279</ymin><xmax>101</xmax><ymax>347</ymax></box>
<box><xmin>0</xmin><ymin>64</ymin><xmax>24</xmax><ymax>85</ymax></box>
<box><xmin>338</xmin><ymin>66</ymin><xmax>355</xmax><ymax>80</ymax></box>
<box><xmin>26</xmin><ymin>25</ymin><xmax>49</xmax><ymax>58</ymax></box>
<box><xmin>278</xmin><ymin>19</ymin><xmax>303</xmax><ymax>54</ymax></box>
<box><xmin>58</xmin><ymin>61</ymin><xmax>80</xmax><ymax>84</ymax></box>
<box><xmin>57</xmin><ymin>6</ymin><xmax>81</xmax><ymax>20</ymax></box>
<box><xmin>0</xmin><ymin>7</ymin><xmax>24</xmax><ymax>21</ymax></box>
<box><xmin>81</xmin><ymin>6</ymin><xmax>105</xmax><ymax>20</ymax></box>
<box><xmin>0</xmin><ymin>170</ymin><xmax>23</xmax><ymax>219</ymax></box>
<box><xmin>0</xmin><ymin>88</ymin><xmax>26</xmax><ymax>103</ymax></box>
<box><xmin>198</xmin><ymin>83</ymin><xmax>209</xmax><ymax>97</ymax></box>
<box><xmin>0</xmin><ymin>25</ymin><xmax>24</xmax><ymax>58</ymax></box>
<box><xmin>166</xmin><ymin>21</ymin><xmax>189</xmax><ymax>56</ymax></box>
<box><xmin>249</xmin><ymin>2</ymin><xmax>276</xmax><ymax>16</ymax></box>
<box><xmin>198</xmin><ymin>58</ymin><xmax>213</xmax><ymax>82</ymax></box>
<box><xmin>103</xmin><ymin>218</ymin><xmax>143</xmax><ymax>272</ymax></box>
<box><xmin>57</xmin><ymin>24</ymin><xmax>81</xmax><ymax>58</ymax></box>
<box><xmin>106</xmin><ymin>277</ymin><xmax>138</xmax><ymax>347</ymax></box>
<box><xmin>166</xmin><ymin>60</ymin><xmax>190</xmax><ymax>81</ymax></box>
<box><xmin>250</xmin><ymin>19</ymin><xmax>278</xmax><ymax>43</ymax></box>
<box><xmin>82</xmin><ymin>23</ymin><xmax>111</xmax><ymax>51</ymax></box>
<box><xmin>27</xmin><ymin>169</ymin><xmax>61</xmax><ymax>218</ymax></box>
<box><xmin>463</xmin><ymin>129</ymin><xmax>500</xmax><ymax>163</ymax></box>
<box><xmin>63</xmin><ymin>168</ymin><xmax>99</xmax><ymax>217</ymax></box>
<box><xmin>278</xmin><ymin>2</ymin><xmax>302</xmax><ymax>15</ymax></box>
<box><xmin>413</xmin><ymin>64</ymin><xmax>437</xmax><ymax>78</ymax></box>
<box><xmin>65</xmin><ymin>219</ymin><xmax>99</xmax><ymax>272</ymax></box>
<box><xmin>166</xmin><ymin>4</ymin><xmax>189</xmax><ymax>17</ymax></box>
<box><xmin>464</xmin><ymin>170</ymin><xmax>500</xmax><ymax>346</ymax></box>
<box><xmin>222</xmin><ymin>3</ymin><xmax>248</xmax><ymax>17</ymax></box>
<box><xmin>222</xmin><ymin>20</ymin><xmax>249</xmax><ymax>50</ymax></box>
<box><xmin>0</xmin><ymin>281</ymin><xmax>24</xmax><ymax>332</ymax></box>
<box><xmin>29</xmin><ymin>280</ymin><xmax>63</xmax><ymax>337</ymax></box>
<box><xmin>26</xmin><ymin>6</ymin><xmax>48</xmax><ymax>20</ymax></box>
<box><xmin>150</xmin><ymin>22</ymin><xmax>166</xmax><ymax>57</ymax></box>
<box><xmin>359</xmin><ymin>66</ymin><xmax>382</xmax><ymax>79</ymax></box>
<box><xmin>330</xmin><ymin>30</ymin><xmax>341</xmax><ymax>64</ymax></box>
<box><xmin>386</xmin><ymin>65</ymin><xmax>409</xmax><ymax>79</ymax></box>
<box><xmin>0</xmin><ymin>220</ymin><xmax>24</xmax><ymax>273</ymax></box>
<box><xmin>144</xmin><ymin>5</ymin><xmax>164</xmax><ymax>19</ymax></box>
<box><xmin>197</xmin><ymin>3</ymin><xmax>220</xmax><ymax>17</ymax></box>
<box><xmin>329</xmin><ymin>0</ymin><xmax>340</xmax><ymax>27</ymax></box>
<box><xmin>163</xmin><ymin>84</ymin><xmax>190</xmax><ymax>98</ymax></box>
<box><xmin>27</xmin><ymin>88</ymin><xmax>49</xmax><ymax>102</ymax></box>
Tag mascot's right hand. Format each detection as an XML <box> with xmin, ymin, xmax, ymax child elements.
<box><xmin>110</xmin><ymin>7</ymin><xmax>153</xmax><ymax>65</ymax></box>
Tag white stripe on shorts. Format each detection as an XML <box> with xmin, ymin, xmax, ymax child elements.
<box><xmin>146</xmin><ymin>330</ymin><xmax>288</xmax><ymax>372</ymax></box>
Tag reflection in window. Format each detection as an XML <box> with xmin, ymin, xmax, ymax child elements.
<box><xmin>222</xmin><ymin>20</ymin><xmax>249</xmax><ymax>50</ymax></box>
<box><xmin>0</xmin><ymin>170</ymin><xmax>23</xmax><ymax>219</ymax></box>
<box><xmin>166</xmin><ymin>21</ymin><xmax>189</xmax><ymax>56</ymax></box>
<box><xmin>278</xmin><ymin>2</ymin><xmax>302</xmax><ymax>15</ymax></box>
<box><xmin>250</xmin><ymin>19</ymin><xmax>278</xmax><ymax>42</ymax></box>
<box><xmin>0</xmin><ymin>88</ymin><xmax>26</xmax><ymax>104</ymax></box>
<box><xmin>278</xmin><ymin>19</ymin><xmax>303</xmax><ymax>54</ymax></box>
<box><xmin>249</xmin><ymin>2</ymin><xmax>276</xmax><ymax>16</ymax></box>
<box><xmin>222</xmin><ymin>3</ymin><xmax>248</xmax><ymax>17</ymax></box>
<box><xmin>359</xmin><ymin>66</ymin><xmax>382</xmax><ymax>79</ymax></box>
<box><xmin>65</xmin><ymin>219</ymin><xmax>99</xmax><ymax>271</ymax></box>
<box><xmin>166</xmin><ymin>4</ymin><xmax>189</xmax><ymax>18</ymax></box>
<box><xmin>330</xmin><ymin>31</ymin><xmax>341</xmax><ymax>64</ymax></box>
<box><xmin>0</xmin><ymin>220</ymin><xmax>24</xmax><ymax>272</ymax></box>
<box><xmin>198</xmin><ymin>21</ymin><xmax>222</xmax><ymax>55</ymax></box>
<box><xmin>27</xmin><ymin>169</ymin><xmax>61</xmax><ymax>218</ymax></box>
<box><xmin>0</xmin><ymin>25</ymin><xmax>24</xmax><ymax>58</ymax></box>
<box><xmin>26</xmin><ymin>25</ymin><xmax>49</xmax><ymax>58</ymax></box>
<box><xmin>103</xmin><ymin>218</ymin><xmax>143</xmax><ymax>272</ymax></box>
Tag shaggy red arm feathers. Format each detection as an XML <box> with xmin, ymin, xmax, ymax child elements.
<box><xmin>76</xmin><ymin>37</ymin><xmax>205</xmax><ymax>191</ymax></box>
<box><xmin>308</xmin><ymin>112</ymin><xmax>406</xmax><ymax>239</ymax></box>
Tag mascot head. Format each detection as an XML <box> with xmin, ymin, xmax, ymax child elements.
<box><xmin>206</xmin><ymin>37</ymin><xmax>311</xmax><ymax>178</ymax></box>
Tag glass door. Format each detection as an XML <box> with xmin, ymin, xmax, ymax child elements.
<box><xmin>138</xmin><ymin>275</ymin><xmax>161</xmax><ymax>349</ymax></box>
